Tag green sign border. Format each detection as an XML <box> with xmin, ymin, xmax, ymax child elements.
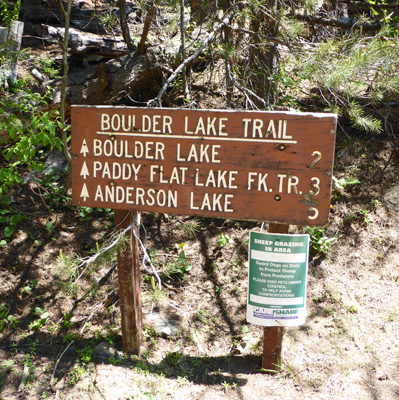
<box><xmin>247</xmin><ymin>231</ymin><xmax>309</xmax><ymax>327</ymax></box>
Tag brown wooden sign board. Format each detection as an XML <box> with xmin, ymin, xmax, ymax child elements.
<box><xmin>71</xmin><ymin>106</ymin><xmax>336</xmax><ymax>226</ymax></box>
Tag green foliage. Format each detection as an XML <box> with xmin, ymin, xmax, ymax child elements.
<box><xmin>23</xmin><ymin>353</ymin><xmax>36</xmax><ymax>384</ymax></box>
<box><xmin>165</xmin><ymin>351</ymin><xmax>181</xmax><ymax>367</ymax></box>
<box><xmin>366</xmin><ymin>0</ymin><xmax>399</xmax><ymax>28</ymax></box>
<box><xmin>178</xmin><ymin>218</ymin><xmax>201</xmax><ymax>238</ymax></box>
<box><xmin>307</xmin><ymin>227</ymin><xmax>338</xmax><ymax>256</ymax></box>
<box><xmin>7</xmin><ymin>314</ymin><xmax>19</xmax><ymax>330</ymax></box>
<box><xmin>95</xmin><ymin>9</ymin><xmax>119</xmax><ymax>34</ymax></box>
<box><xmin>176</xmin><ymin>250</ymin><xmax>192</xmax><ymax>275</ymax></box>
<box><xmin>0</xmin><ymin>0</ymin><xmax>21</xmax><ymax>28</ymax></box>
<box><xmin>162</xmin><ymin>248</ymin><xmax>192</xmax><ymax>280</ymax></box>
<box><xmin>0</xmin><ymin>194</ymin><xmax>27</xmax><ymax>242</ymax></box>
<box><xmin>29</xmin><ymin>307</ymin><xmax>49</xmax><ymax>330</ymax></box>
<box><xmin>77</xmin><ymin>347</ymin><xmax>93</xmax><ymax>364</ymax></box>
<box><xmin>67</xmin><ymin>364</ymin><xmax>86</xmax><ymax>385</ymax></box>
<box><xmin>108</xmin><ymin>355</ymin><xmax>123</xmax><ymax>365</ymax></box>
<box><xmin>0</xmin><ymin>85</ymin><xmax>64</xmax><ymax>195</ymax></box>
<box><xmin>287</xmin><ymin>28</ymin><xmax>399</xmax><ymax>133</ymax></box>
<box><xmin>56</xmin><ymin>250</ymin><xmax>80</xmax><ymax>297</ymax></box>
<box><xmin>217</xmin><ymin>233</ymin><xmax>233</xmax><ymax>248</ymax></box>
<box><xmin>356</xmin><ymin>208</ymin><xmax>374</xmax><ymax>226</ymax></box>
<box><xmin>38</xmin><ymin>56</ymin><xmax>60</xmax><ymax>79</ymax></box>
<box><xmin>333</xmin><ymin>177</ymin><xmax>361</xmax><ymax>190</ymax></box>
<box><xmin>0</xmin><ymin>304</ymin><xmax>8</xmax><ymax>332</ymax></box>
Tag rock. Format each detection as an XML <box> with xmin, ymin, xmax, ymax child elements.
<box><xmin>23</xmin><ymin>150</ymin><xmax>68</xmax><ymax>183</ymax></box>
<box><xmin>144</xmin><ymin>310</ymin><xmax>180</xmax><ymax>338</ymax></box>
<box><xmin>42</xmin><ymin>150</ymin><xmax>69</xmax><ymax>176</ymax></box>
<box><xmin>384</xmin><ymin>185</ymin><xmax>399</xmax><ymax>211</ymax></box>
<box><xmin>93</xmin><ymin>341</ymin><xmax>118</xmax><ymax>359</ymax></box>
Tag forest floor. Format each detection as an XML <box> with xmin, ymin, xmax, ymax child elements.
<box><xmin>1</xmin><ymin>131</ymin><xmax>399</xmax><ymax>400</ymax></box>
<box><xmin>1</xmin><ymin>1</ymin><xmax>399</xmax><ymax>399</ymax></box>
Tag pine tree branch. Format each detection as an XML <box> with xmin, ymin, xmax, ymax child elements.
<box><xmin>225</xmin><ymin>24</ymin><xmax>287</xmax><ymax>46</ymax></box>
<box><xmin>151</xmin><ymin>6</ymin><xmax>238</xmax><ymax>106</ymax></box>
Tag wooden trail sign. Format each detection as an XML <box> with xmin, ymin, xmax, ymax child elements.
<box><xmin>71</xmin><ymin>106</ymin><xmax>337</xmax><ymax>359</ymax></box>
<box><xmin>71</xmin><ymin>106</ymin><xmax>336</xmax><ymax>226</ymax></box>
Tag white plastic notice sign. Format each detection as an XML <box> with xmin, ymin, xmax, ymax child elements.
<box><xmin>246</xmin><ymin>231</ymin><xmax>310</xmax><ymax>327</ymax></box>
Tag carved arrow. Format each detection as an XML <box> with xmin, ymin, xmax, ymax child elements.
<box><xmin>80</xmin><ymin>161</ymin><xmax>89</xmax><ymax>179</ymax></box>
<box><xmin>80</xmin><ymin>183</ymin><xmax>89</xmax><ymax>201</ymax></box>
<box><xmin>80</xmin><ymin>139</ymin><xmax>89</xmax><ymax>157</ymax></box>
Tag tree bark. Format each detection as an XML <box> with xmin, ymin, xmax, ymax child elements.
<box><xmin>137</xmin><ymin>0</ymin><xmax>157</xmax><ymax>55</ymax></box>
<box><xmin>119</xmin><ymin>0</ymin><xmax>135</xmax><ymax>52</ymax></box>
<box><xmin>58</xmin><ymin>0</ymin><xmax>72</xmax><ymax>165</ymax></box>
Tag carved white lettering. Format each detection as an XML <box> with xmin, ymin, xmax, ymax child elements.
<box><xmin>150</xmin><ymin>165</ymin><xmax>188</xmax><ymax>184</ymax></box>
<box><xmin>195</xmin><ymin>169</ymin><xmax>238</xmax><ymax>189</ymax></box>
<box><xmin>92</xmin><ymin>139</ymin><xmax>164</xmax><ymax>160</ymax></box>
<box><xmin>184</xmin><ymin>116</ymin><xmax>228</xmax><ymax>136</ymax></box>
<box><xmin>243</xmin><ymin>118</ymin><xmax>290</xmax><ymax>139</ymax></box>
<box><xmin>278</xmin><ymin>174</ymin><xmax>287</xmax><ymax>193</ymax></box>
<box><xmin>92</xmin><ymin>161</ymin><xmax>141</xmax><ymax>180</ymax></box>
<box><xmin>94</xmin><ymin>185</ymin><xmax>177</xmax><ymax>208</ymax></box>
<box><xmin>247</xmin><ymin>172</ymin><xmax>269</xmax><ymax>191</ymax></box>
<box><xmin>176</xmin><ymin>143</ymin><xmax>221</xmax><ymax>163</ymax></box>
<box><xmin>190</xmin><ymin>192</ymin><xmax>234</xmax><ymax>212</ymax></box>
<box><xmin>99</xmin><ymin>113</ymin><xmax>172</xmax><ymax>134</ymax></box>
<box><xmin>287</xmin><ymin>176</ymin><xmax>299</xmax><ymax>194</ymax></box>
<box><xmin>101</xmin><ymin>113</ymin><xmax>110</xmax><ymax>131</ymax></box>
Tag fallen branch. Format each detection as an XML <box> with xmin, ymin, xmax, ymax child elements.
<box><xmin>294</xmin><ymin>13</ymin><xmax>386</xmax><ymax>33</ymax></box>
<box><xmin>50</xmin><ymin>339</ymin><xmax>75</xmax><ymax>389</ymax></box>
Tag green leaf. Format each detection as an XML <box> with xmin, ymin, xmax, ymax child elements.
<box><xmin>45</xmin><ymin>221</ymin><xmax>54</xmax><ymax>231</ymax></box>
<box><xmin>42</xmin><ymin>134</ymin><xmax>48</xmax><ymax>147</ymax></box>
<box><xmin>10</xmin><ymin>214</ymin><xmax>22</xmax><ymax>226</ymax></box>
<box><xmin>178</xmin><ymin>251</ymin><xmax>186</xmax><ymax>263</ymax></box>
<box><xmin>4</xmin><ymin>226</ymin><xmax>14</xmax><ymax>237</ymax></box>
<box><xmin>41</xmin><ymin>312</ymin><xmax>49</xmax><ymax>320</ymax></box>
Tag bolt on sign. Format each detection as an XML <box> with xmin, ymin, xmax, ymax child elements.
<box><xmin>247</xmin><ymin>231</ymin><xmax>309</xmax><ymax>327</ymax></box>
<box><xmin>71</xmin><ymin>106</ymin><xmax>337</xmax><ymax>225</ymax></box>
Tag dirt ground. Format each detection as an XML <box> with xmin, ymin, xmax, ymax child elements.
<box><xmin>1</xmin><ymin>134</ymin><xmax>399</xmax><ymax>400</ymax></box>
<box><xmin>1</xmin><ymin>1</ymin><xmax>399</xmax><ymax>399</ymax></box>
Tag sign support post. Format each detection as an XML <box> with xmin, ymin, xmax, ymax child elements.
<box><xmin>115</xmin><ymin>209</ymin><xmax>142</xmax><ymax>355</ymax></box>
<box><xmin>262</xmin><ymin>222</ymin><xmax>289</xmax><ymax>371</ymax></box>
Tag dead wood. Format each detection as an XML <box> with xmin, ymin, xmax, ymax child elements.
<box><xmin>137</xmin><ymin>0</ymin><xmax>158</xmax><ymax>55</ymax></box>
<box><xmin>294</xmin><ymin>13</ymin><xmax>389</xmax><ymax>33</ymax></box>
<box><xmin>43</xmin><ymin>25</ymin><xmax>129</xmax><ymax>58</ymax></box>
<box><xmin>119</xmin><ymin>0</ymin><xmax>135</xmax><ymax>52</ymax></box>
<box><xmin>53</xmin><ymin>52</ymin><xmax>163</xmax><ymax>106</ymax></box>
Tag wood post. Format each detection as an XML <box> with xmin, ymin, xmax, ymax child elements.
<box><xmin>262</xmin><ymin>222</ymin><xmax>289</xmax><ymax>371</ymax></box>
<box><xmin>114</xmin><ymin>209</ymin><xmax>142</xmax><ymax>355</ymax></box>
